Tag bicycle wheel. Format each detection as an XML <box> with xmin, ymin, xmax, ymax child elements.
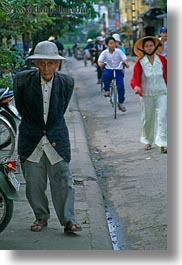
<box><xmin>100</xmin><ymin>80</ymin><xmax>104</xmax><ymax>91</ymax></box>
<box><xmin>100</xmin><ymin>69</ymin><xmax>104</xmax><ymax>91</ymax></box>
<box><xmin>111</xmin><ymin>80</ymin><xmax>117</xmax><ymax>119</ymax></box>
<box><xmin>0</xmin><ymin>116</ymin><xmax>16</xmax><ymax>156</ymax></box>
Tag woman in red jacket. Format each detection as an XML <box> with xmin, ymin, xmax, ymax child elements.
<box><xmin>130</xmin><ymin>36</ymin><xmax>167</xmax><ymax>153</ymax></box>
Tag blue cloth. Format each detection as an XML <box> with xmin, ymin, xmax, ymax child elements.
<box><xmin>84</xmin><ymin>43</ymin><xmax>94</xmax><ymax>50</ymax></box>
<box><xmin>102</xmin><ymin>69</ymin><xmax>125</xmax><ymax>103</ymax></box>
<box><xmin>120</xmin><ymin>45</ymin><xmax>126</xmax><ymax>55</ymax></box>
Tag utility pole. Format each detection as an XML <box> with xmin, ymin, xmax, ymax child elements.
<box><xmin>114</xmin><ymin>0</ymin><xmax>120</xmax><ymax>29</ymax></box>
<box><xmin>131</xmin><ymin>0</ymin><xmax>137</xmax><ymax>55</ymax></box>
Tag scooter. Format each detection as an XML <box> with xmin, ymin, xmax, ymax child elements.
<box><xmin>0</xmin><ymin>158</ymin><xmax>19</xmax><ymax>232</ymax></box>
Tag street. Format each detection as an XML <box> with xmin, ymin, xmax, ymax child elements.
<box><xmin>65</xmin><ymin>56</ymin><xmax>167</xmax><ymax>250</ymax></box>
<box><xmin>0</xmin><ymin>56</ymin><xmax>167</xmax><ymax>251</ymax></box>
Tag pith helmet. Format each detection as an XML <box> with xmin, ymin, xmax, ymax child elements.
<box><xmin>96</xmin><ymin>36</ymin><xmax>105</xmax><ymax>42</ymax></box>
<box><xmin>48</xmin><ymin>36</ymin><xmax>55</xmax><ymax>41</ymax></box>
<box><xmin>112</xmin><ymin>33</ymin><xmax>121</xmax><ymax>42</ymax></box>
<box><xmin>28</xmin><ymin>41</ymin><xmax>65</xmax><ymax>60</ymax></box>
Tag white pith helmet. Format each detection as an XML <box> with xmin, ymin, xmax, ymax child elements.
<box><xmin>28</xmin><ymin>41</ymin><xmax>65</xmax><ymax>60</ymax></box>
<box><xmin>96</xmin><ymin>36</ymin><xmax>105</xmax><ymax>42</ymax></box>
<box><xmin>112</xmin><ymin>33</ymin><xmax>121</xmax><ymax>42</ymax></box>
<box><xmin>48</xmin><ymin>36</ymin><xmax>55</xmax><ymax>41</ymax></box>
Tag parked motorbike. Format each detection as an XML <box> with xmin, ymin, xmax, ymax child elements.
<box><xmin>0</xmin><ymin>87</ymin><xmax>21</xmax><ymax>149</ymax></box>
<box><xmin>0</xmin><ymin>158</ymin><xmax>19</xmax><ymax>232</ymax></box>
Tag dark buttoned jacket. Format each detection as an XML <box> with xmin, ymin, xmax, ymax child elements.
<box><xmin>14</xmin><ymin>70</ymin><xmax>74</xmax><ymax>163</ymax></box>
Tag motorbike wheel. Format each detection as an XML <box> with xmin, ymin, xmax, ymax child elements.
<box><xmin>0</xmin><ymin>188</ymin><xmax>13</xmax><ymax>233</ymax></box>
<box><xmin>0</xmin><ymin>110</ymin><xmax>17</xmax><ymax>132</ymax></box>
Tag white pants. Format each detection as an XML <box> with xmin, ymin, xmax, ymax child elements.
<box><xmin>140</xmin><ymin>94</ymin><xmax>167</xmax><ymax>147</ymax></box>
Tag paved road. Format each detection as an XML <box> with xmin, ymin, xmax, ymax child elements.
<box><xmin>66</xmin><ymin>57</ymin><xmax>167</xmax><ymax>250</ymax></box>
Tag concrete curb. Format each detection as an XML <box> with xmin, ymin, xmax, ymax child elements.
<box><xmin>67</xmin><ymin>64</ymin><xmax>113</xmax><ymax>249</ymax></box>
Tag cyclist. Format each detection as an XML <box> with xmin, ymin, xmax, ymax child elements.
<box><xmin>94</xmin><ymin>36</ymin><xmax>106</xmax><ymax>84</ymax></box>
<box><xmin>83</xmin><ymin>38</ymin><xmax>94</xmax><ymax>65</ymax></box>
<box><xmin>98</xmin><ymin>36</ymin><xmax>129</xmax><ymax>112</ymax></box>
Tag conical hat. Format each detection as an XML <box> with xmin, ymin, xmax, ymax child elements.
<box><xmin>134</xmin><ymin>36</ymin><xmax>164</xmax><ymax>57</ymax></box>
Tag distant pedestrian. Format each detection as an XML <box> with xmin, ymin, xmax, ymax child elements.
<box><xmin>72</xmin><ymin>42</ymin><xmax>78</xmax><ymax>57</ymax></box>
<box><xmin>83</xmin><ymin>38</ymin><xmax>94</xmax><ymax>66</ymax></box>
<box><xmin>112</xmin><ymin>33</ymin><xmax>126</xmax><ymax>55</ymax></box>
<box><xmin>130</xmin><ymin>36</ymin><xmax>167</xmax><ymax>153</ymax></box>
<box><xmin>94</xmin><ymin>36</ymin><xmax>106</xmax><ymax>84</ymax></box>
<box><xmin>48</xmin><ymin>36</ymin><xmax>64</xmax><ymax>70</ymax></box>
<box><xmin>159</xmin><ymin>26</ymin><xmax>167</xmax><ymax>59</ymax></box>
<box><xmin>14</xmin><ymin>40</ymin><xmax>82</xmax><ymax>233</ymax></box>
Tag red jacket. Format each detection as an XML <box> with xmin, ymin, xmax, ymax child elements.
<box><xmin>130</xmin><ymin>55</ymin><xmax>167</xmax><ymax>96</ymax></box>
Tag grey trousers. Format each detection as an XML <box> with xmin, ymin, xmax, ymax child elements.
<box><xmin>21</xmin><ymin>154</ymin><xmax>76</xmax><ymax>226</ymax></box>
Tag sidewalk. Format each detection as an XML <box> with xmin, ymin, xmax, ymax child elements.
<box><xmin>0</xmin><ymin>64</ymin><xmax>113</xmax><ymax>250</ymax></box>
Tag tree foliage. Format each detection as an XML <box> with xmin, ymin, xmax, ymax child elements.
<box><xmin>0</xmin><ymin>0</ymin><xmax>113</xmax><ymax>87</ymax></box>
<box><xmin>150</xmin><ymin>0</ymin><xmax>167</xmax><ymax>11</ymax></box>
<box><xmin>0</xmin><ymin>0</ymin><xmax>112</xmax><ymax>41</ymax></box>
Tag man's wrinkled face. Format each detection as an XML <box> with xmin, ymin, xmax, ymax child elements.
<box><xmin>35</xmin><ymin>59</ymin><xmax>60</xmax><ymax>81</ymax></box>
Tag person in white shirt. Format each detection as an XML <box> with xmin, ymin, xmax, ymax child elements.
<box><xmin>98</xmin><ymin>37</ymin><xmax>129</xmax><ymax>112</ymax></box>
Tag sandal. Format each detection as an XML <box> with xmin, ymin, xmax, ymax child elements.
<box><xmin>30</xmin><ymin>219</ymin><xmax>48</xmax><ymax>232</ymax></box>
<box><xmin>118</xmin><ymin>103</ymin><xmax>126</xmax><ymax>112</ymax></box>
<box><xmin>161</xmin><ymin>147</ymin><xmax>167</xmax><ymax>153</ymax></box>
<box><xmin>104</xmin><ymin>91</ymin><xmax>110</xmax><ymax>97</ymax></box>
<box><xmin>64</xmin><ymin>221</ymin><xmax>82</xmax><ymax>233</ymax></box>
<box><xmin>144</xmin><ymin>144</ymin><xmax>151</xmax><ymax>150</ymax></box>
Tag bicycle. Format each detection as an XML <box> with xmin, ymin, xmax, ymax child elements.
<box><xmin>103</xmin><ymin>62</ymin><xmax>126</xmax><ymax>119</ymax></box>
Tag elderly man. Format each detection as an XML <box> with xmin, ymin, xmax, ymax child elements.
<box><xmin>14</xmin><ymin>41</ymin><xmax>82</xmax><ymax>233</ymax></box>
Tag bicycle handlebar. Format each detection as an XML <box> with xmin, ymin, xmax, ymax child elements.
<box><xmin>103</xmin><ymin>61</ymin><xmax>126</xmax><ymax>70</ymax></box>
